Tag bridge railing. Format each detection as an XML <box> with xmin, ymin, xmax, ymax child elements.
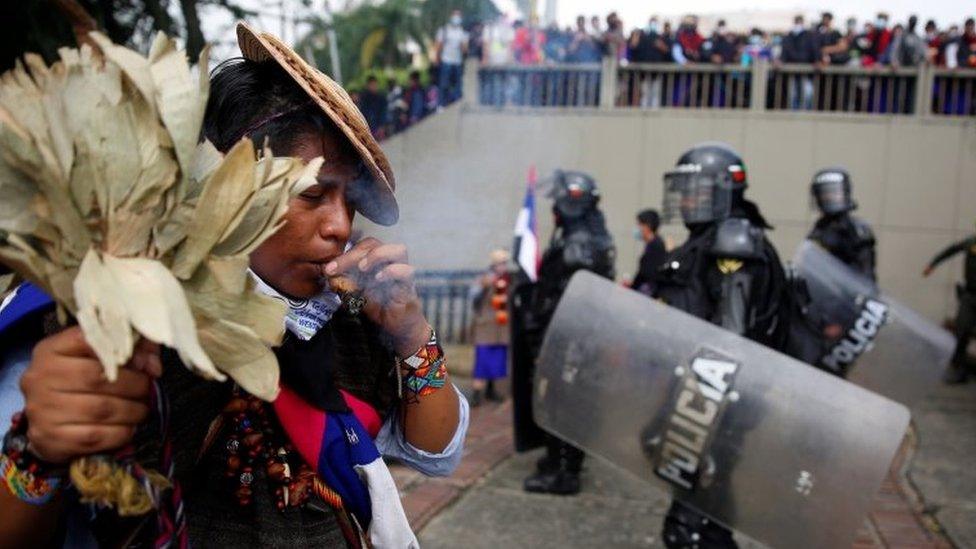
<box><xmin>477</xmin><ymin>63</ymin><xmax>602</xmax><ymax>108</ymax></box>
<box><xmin>930</xmin><ymin>68</ymin><xmax>976</xmax><ymax>116</ymax></box>
<box><xmin>470</xmin><ymin>58</ymin><xmax>976</xmax><ymax>118</ymax></box>
<box><xmin>617</xmin><ymin>63</ymin><xmax>753</xmax><ymax>110</ymax></box>
<box><xmin>415</xmin><ymin>270</ymin><xmax>482</xmax><ymax>344</ymax></box>
<box><xmin>766</xmin><ymin>64</ymin><xmax>920</xmax><ymax>115</ymax></box>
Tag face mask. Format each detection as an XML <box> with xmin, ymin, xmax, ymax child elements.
<box><xmin>793</xmin><ymin>25</ymin><xmax>804</xmax><ymax>34</ymax></box>
<box><xmin>749</xmin><ymin>35</ymin><xmax>762</xmax><ymax>45</ymax></box>
<box><xmin>876</xmin><ymin>19</ymin><xmax>887</xmax><ymax>28</ymax></box>
<box><xmin>451</xmin><ymin>15</ymin><xmax>462</xmax><ymax>25</ymax></box>
<box><xmin>633</xmin><ymin>227</ymin><xmax>644</xmax><ymax>241</ymax></box>
<box><xmin>647</xmin><ymin>22</ymin><xmax>660</xmax><ymax>34</ymax></box>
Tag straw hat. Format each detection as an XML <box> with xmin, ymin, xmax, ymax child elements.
<box><xmin>236</xmin><ymin>22</ymin><xmax>398</xmax><ymax>226</ymax></box>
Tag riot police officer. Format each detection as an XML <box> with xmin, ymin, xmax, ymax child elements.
<box><xmin>510</xmin><ymin>170</ymin><xmax>616</xmax><ymax>495</ymax></box>
<box><xmin>654</xmin><ymin>143</ymin><xmax>792</xmax><ymax>548</ymax></box>
<box><xmin>808</xmin><ymin>167</ymin><xmax>877</xmax><ymax>281</ymax></box>
<box><xmin>924</xmin><ymin>227</ymin><xmax>976</xmax><ymax>383</ymax></box>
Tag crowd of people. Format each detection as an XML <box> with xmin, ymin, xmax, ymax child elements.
<box><xmin>352</xmin><ymin>10</ymin><xmax>975</xmax><ymax>134</ymax></box>
<box><xmin>351</xmin><ymin>70</ymin><xmax>443</xmax><ymax>141</ymax></box>
<box><xmin>351</xmin><ymin>8</ymin><xmax>470</xmax><ymax>141</ymax></box>
<box><xmin>474</xmin><ymin>11</ymin><xmax>976</xmax><ymax>69</ymax></box>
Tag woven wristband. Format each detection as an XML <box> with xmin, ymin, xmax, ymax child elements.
<box><xmin>398</xmin><ymin>329</ymin><xmax>448</xmax><ymax>398</ymax></box>
<box><xmin>2</xmin><ymin>412</ymin><xmax>63</xmax><ymax>505</ymax></box>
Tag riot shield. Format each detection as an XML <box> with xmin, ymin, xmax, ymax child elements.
<box><xmin>533</xmin><ymin>271</ymin><xmax>910</xmax><ymax>549</ymax></box>
<box><xmin>792</xmin><ymin>239</ymin><xmax>954</xmax><ymax>407</ymax></box>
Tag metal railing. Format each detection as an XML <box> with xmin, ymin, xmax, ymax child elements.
<box><xmin>931</xmin><ymin>68</ymin><xmax>976</xmax><ymax>116</ymax></box>
<box><xmin>470</xmin><ymin>58</ymin><xmax>976</xmax><ymax>118</ymax></box>
<box><xmin>415</xmin><ymin>270</ymin><xmax>481</xmax><ymax>344</ymax></box>
<box><xmin>766</xmin><ymin>64</ymin><xmax>919</xmax><ymax>115</ymax></box>
<box><xmin>617</xmin><ymin>63</ymin><xmax>752</xmax><ymax>109</ymax></box>
<box><xmin>478</xmin><ymin>63</ymin><xmax>602</xmax><ymax>107</ymax></box>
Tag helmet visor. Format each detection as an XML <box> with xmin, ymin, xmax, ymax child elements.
<box><xmin>663</xmin><ymin>171</ymin><xmax>730</xmax><ymax>224</ymax></box>
<box><xmin>813</xmin><ymin>180</ymin><xmax>849</xmax><ymax>214</ymax></box>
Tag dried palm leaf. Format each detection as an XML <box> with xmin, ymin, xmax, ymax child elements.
<box><xmin>0</xmin><ymin>33</ymin><xmax>320</xmax><ymax>401</ymax></box>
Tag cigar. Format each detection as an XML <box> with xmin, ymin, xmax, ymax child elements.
<box><xmin>328</xmin><ymin>274</ymin><xmax>366</xmax><ymax>315</ymax></box>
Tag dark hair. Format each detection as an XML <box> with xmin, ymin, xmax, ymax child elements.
<box><xmin>908</xmin><ymin>15</ymin><xmax>918</xmax><ymax>32</ymax></box>
<box><xmin>203</xmin><ymin>58</ymin><xmax>344</xmax><ymax>156</ymax></box>
<box><xmin>967</xmin><ymin>18</ymin><xmax>975</xmax><ymax>27</ymax></box>
<box><xmin>637</xmin><ymin>209</ymin><xmax>660</xmax><ymax>232</ymax></box>
<box><xmin>821</xmin><ymin>12</ymin><xmax>833</xmax><ymax>20</ymax></box>
<box><xmin>366</xmin><ymin>75</ymin><xmax>378</xmax><ymax>84</ymax></box>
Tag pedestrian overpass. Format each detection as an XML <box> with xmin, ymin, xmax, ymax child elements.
<box><xmin>376</xmin><ymin>60</ymin><xmax>976</xmax><ymax>322</ymax></box>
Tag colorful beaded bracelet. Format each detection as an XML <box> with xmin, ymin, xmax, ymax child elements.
<box><xmin>1</xmin><ymin>412</ymin><xmax>64</xmax><ymax>505</ymax></box>
<box><xmin>397</xmin><ymin>329</ymin><xmax>448</xmax><ymax>398</ymax></box>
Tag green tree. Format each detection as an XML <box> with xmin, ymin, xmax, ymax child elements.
<box><xmin>1</xmin><ymin>0</ymin><xmax>254</xmax><ymax>71</ymax></box>
<box><xmin>297</xmin><ymin>0</ymin><xmax>499</xmax><ymax>86</ymax></box>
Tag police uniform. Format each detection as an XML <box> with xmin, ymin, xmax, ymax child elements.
<box><xmin>808</xmin><ymin>168</ymin><xmax>877</xmax><ymax>281</ymax></box>
<box><xmin>510</xmin><ymin>171</ymin><xmax>615</xmax><ymax>495</ymax></box>
<box><xmin>654</xmin><ymin>143</ymin><xmax>792</xmax><ymax>549</ymax></box>
<box><xmin>926</xmin><ymin>232</ymin><xmax>976</xmax><ymax>383</ymax></box>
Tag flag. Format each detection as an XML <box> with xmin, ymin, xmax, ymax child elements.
<box><xmin>513</xmin><ymin>166</ymin><xmax>540</xmax><ymax>282</ymax></box>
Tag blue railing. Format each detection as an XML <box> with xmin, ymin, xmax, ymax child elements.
<box><xmin>415</xmin><ymin>270</ymin><xmax>482</xmax><ymax>344</ymax></box>
<box><xmin>474</xmin><ymin>60</ymin><xmax>976</xmax><ymax>117</ymax></box>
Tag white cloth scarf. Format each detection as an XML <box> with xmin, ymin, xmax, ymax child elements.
<box><xmin>251</xmin><ymin>272</ymin><xmax>420</xmax><ymax>548</ymax></box>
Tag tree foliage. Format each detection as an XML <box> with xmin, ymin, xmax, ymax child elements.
<box><xmin>297</xmin><ymin>0</ymin><xmax>500</xmax><ymax>88</ymax></box>
<box><xmin>1</xmin><ymin>0</ymin><xmax>254</xmax><ymax>71</ymax></box>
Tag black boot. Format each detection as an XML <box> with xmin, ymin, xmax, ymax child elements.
<box><xmin>662</xmin><ymin>501</ymin><xmax>737</xmax><ymax>549</ymax></box>
<box><xmin>470</xmin><ymin>389</ymin><xmax>484</xmax><ymax>406</ymax></box>
<box><xmin>523</xmin><ymin>468</ymin><xmax>581</xmax><ymax>495</ymax></box>
<box><xmin>535</xmin><ymin>454</ymin><xmax>557</xmax><ymax>474</ymax></box>
<box><xmin>523</xmin><ymin>437</ymin><xmax>583</xmax><ymax>495</ymax></box>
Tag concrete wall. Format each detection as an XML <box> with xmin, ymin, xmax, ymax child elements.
<box><xmin>367</xmin><ymin>105</ymin><xmax>976</xmax><ymax>322</ymax></box>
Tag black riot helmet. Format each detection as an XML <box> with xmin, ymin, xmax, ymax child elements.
<box><xmin>547</xmin><ymin>170</ymin><xmax>600</xmax><ymax>221</ymax></box>
<box><xmin>662</xmin><ymin>142</ymin><xmax>748</xmax><ymax>226</ymax></box>
<box><xmin>810</xmin><ymin>167</ymin><xmax>855</xmax><ymax>215</ymax></box>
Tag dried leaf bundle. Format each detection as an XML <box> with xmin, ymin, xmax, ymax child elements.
<box><xmin>0</xmin><ymin>33</ymin><xmax>320</xmax><ymax>401</ymax></box>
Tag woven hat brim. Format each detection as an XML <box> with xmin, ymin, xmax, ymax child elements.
<box><xmin>236</xmin><ymin>22</ymin><xmax>398</xmax><ymax>226</ymax></box>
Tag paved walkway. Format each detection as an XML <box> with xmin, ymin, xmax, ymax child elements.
<box><xmin>392</xmin><ymin>377</ymin><xmax>975</xmax><ymax>548</ymax></box>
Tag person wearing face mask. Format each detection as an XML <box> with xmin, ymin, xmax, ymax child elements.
<box><xmin>671</xmin><ymin>16</ymin><xmax>705</xmax><ymax>106</ymax></box>
<box><xmin>864</xmin><ymin>12</ymin><xmax>892</xmax><ymax>65</ymax></box>
<box><xmin>779</xmin><ymin>15</ymin><xmax>818</xmax><ymax>109</ymax></box>
<box><xmin>671</xmin><ymin>15</ymin><xmax>704</xmax><ymax>65</ymax></box>
<box><xmin>705</xmin><ymin>19</ymin><xmax>736</xmax><ymax>64</ymax></box>
<box><xmin>434</xmin><ymin>9</ymin><xmax>470</xmax><ymax>106</ymax></box>
<box><xmin>628</xmin><ymin>16</ymin><xmax>670</xmax><ymax>107</ymax></box>
<box><xmin>741</xmin><ymin>29</ymin><xmax>771</xmax><ymax>67</ymax></box>
<box><xmin>629</xmin><ymin>209</ymin><xmax>667</xmax><ymax>296</ymax></box>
